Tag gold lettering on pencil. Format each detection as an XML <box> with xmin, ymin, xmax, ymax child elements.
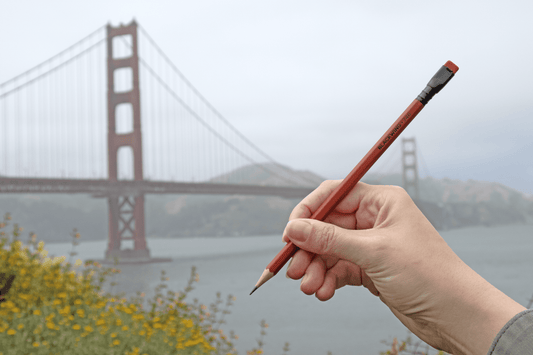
<box><xmin>378</xmin><ymin>114</ymin><xmax>410</xmax><ymax>150</ymax></box>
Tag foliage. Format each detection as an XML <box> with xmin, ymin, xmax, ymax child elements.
<box><xmin>380</xmin><ymin>334</ymin><xmax>450</xmax><ymax>355</ymax></box>
<box><xmin>0</xmin><ymin>213</ymin><xmax>235</xmax><ymax>354</ymax></box>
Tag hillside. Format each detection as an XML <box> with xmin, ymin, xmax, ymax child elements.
<box><xmin>1</xmin><ymin>167</ymin><xmax>532</xmax><ymax>243</ymax></box>
<box><xmin>363</xmin><ymin>173</ymin><xmax>533</xmax><ymax>228</ymax></box>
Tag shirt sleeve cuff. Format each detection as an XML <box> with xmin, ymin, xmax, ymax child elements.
<box><xmin>487</xmin><ymin>308</ymin><xmax>533</xmax><ymax>354</ymax></box>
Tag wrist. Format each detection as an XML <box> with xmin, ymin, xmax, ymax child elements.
<box><xmin>435</xmin><ymin>263</ymin><xmax>526</xmax><ymax>355</ymax></box>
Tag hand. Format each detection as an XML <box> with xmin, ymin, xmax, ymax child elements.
<box><xmin>282</xmin><ymin>181</ymin><xmax>526</xmax><ymax>355</ymax></box>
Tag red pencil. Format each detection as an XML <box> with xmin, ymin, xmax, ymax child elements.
<box><xmin>250</xmin><ymin>61</ymin><xmax>459</xmax><ymax>295</ymax></box>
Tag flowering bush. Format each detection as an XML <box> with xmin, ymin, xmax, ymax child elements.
<box><xmin>0</xmin><ymin>213</ymin><xmax>236</xmax><ymax>355</ymax></box>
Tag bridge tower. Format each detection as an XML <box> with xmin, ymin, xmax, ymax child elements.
<box><xmin>105</xmin><ymin>20</ymin><xmax>150</xmax><ymax>262</ymax></box>
<box><xmin>401</xmin><ymin>137</ymin><xmax>419</xmax><ymax>200</ymax></box>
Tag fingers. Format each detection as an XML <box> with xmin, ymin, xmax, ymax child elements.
<box><xmin>288</xmin><ymin>257</ymin><xmax>376</xmax><ymax>301</ymax></box>
<box><xmin>288</xmin><ymin>180</ymin><xmax>344</xmax><ymax>221</ymax></box>
<box><xmin>284</xmin><ymin>218</ymin><xmax>375</xmax><ymax>267</ymax></box>
<box><xmin>286</xmin><ymin>249</ymin><xmax>314</xmax><ymax>280</ymax></box>
<box><xmin>289</xmin><ymin>181</ymin><xmax>376</xmax><ymax>223</ymax></box>
<box><xmin>299</xmin><ymin>256</ymin><xmax>326</xmax><ymax>295</ymax></box>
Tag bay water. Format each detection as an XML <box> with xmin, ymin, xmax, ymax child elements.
<box><xmin>41</xmin><ymin>224</ymin><xmax>533</xmax><ymax>355</ymax></box>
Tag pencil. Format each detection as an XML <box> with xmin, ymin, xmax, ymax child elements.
<box><xmin>250</xmin><ymin>61</ymin><xmax>459</xmax><ymax>295</ymax></box>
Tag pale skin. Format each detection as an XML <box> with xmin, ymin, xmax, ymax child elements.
<box><xmin>282</xmin><ymin>181</ymin><xmax>526</xmax><ymax>355</ymax></box>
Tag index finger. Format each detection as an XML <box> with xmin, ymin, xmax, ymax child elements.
<box><xmin>288</xmin><ymin>180</ymin><xmax>343</xmax><ymax>220</ymax></box>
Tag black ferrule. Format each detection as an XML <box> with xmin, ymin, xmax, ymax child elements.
<box><xmin>416</xmin><ymin>65</ymin><xmax>455</xmax><ymax>105</ymax></box>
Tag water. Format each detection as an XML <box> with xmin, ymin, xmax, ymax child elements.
<box><xmin>41</xmin><ymin>224</ymin><xmax>533</xmax><ymax>355</ymax></box>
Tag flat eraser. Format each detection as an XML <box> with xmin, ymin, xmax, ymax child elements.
<box><xmin>444</xmin><ymin>61</ymin><xmax>459</xmax><ymax>74</ymax></box>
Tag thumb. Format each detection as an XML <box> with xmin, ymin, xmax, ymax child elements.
<box><xmin>284</xmin><ymin>219</ymin><xmax>371</xmax><ymax>265</ymax></box>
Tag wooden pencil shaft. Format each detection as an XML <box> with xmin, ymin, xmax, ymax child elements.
<box><xmin>256</xmin><ymin>61</ymin><xmax>459</xmax><ymax>288</ymax></box>
<box><xmin>266</xmin><ymin>99</ymin><xmax>424</xmax><ymax>275</ymax></box>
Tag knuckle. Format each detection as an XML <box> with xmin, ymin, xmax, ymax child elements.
<box><xmin>316</xmin><ymin>223</ymin><xmax>336</xmax><ymax>254</ymax></box>
<box><xmin>319</xmin><ymin>179</ymin><xmax>341</xmax><ymax>190</ymax></box>
<box><xmin>380</xmin><ymin>185</ymin><xmax>412</xmax><ymax>203</ymax></box>
<box><xmin>387</xmin><ymin>185</ymin><xmax>408</xmax><ymax>197</ymax></box>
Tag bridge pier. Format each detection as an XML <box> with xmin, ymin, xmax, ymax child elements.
<box><xmin>104</xmin><ymin>20</ymin><xmax>155</xmax><ymax>264</ymax></box>
<box><xmin>105</xmin><ymin>194</ymin><xmax>151</xmax><ymax>263</ymax></box>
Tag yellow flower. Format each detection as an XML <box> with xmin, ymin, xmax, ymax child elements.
<box><xmin>33</xmin><ymin>342</ymin><xmax>39</xmax><ymax>347</ymax></box>
<box><xmin>111</xmin><ymin>332</ymin><xmax>117</xmax><ymax>338</ymax></box>
<box><xmin>74</xmin><ymin>299</ymin><xmax>82</xmax><ymax>305</ymax></box>
<box><xmin>122</xmin><ymin>325</ymin><xmax>129</xmax><ymax>331</ymax></box>
<box><xmin>46</xmin><ymin>322</ymin><xmax>55</xmax><ymax>329</ymax></box>
<box><xmin>84</xmin><ymin>325</ymin><xmax>93</xmax><ymax>332</ymax></box>
<box><xmin>7</xmin><ymin>329</ymin><xmax>16</xmax><ymax>335</ymax></box>
<box><xmin>60</xmin><ymin>305</ymin><xmax>71</xmax><ymax>315</ymax></box>
<box><xmin>58</xmin><ymin>292</ymin><xmax>67</xmax><ymax>298</ymax></box>
<box><xmin>17</xmin><ymin>324</ymin><xmax>23</xmax><ymax>330</ymax></box>
<box><xmin>113</xmin><ymin>339</ymin><xmax>120</xmax><ymax>345</ymax></box>
<box><xmin>12</xmin><ymin>240</ymin><xmax>22</xmax><ymax>250</ymax></box>
<box><xmin>72</xmin><ymin>324</ymin><xmax>81</xmax><ymax>330</ymax></box>
<box><xmin>76</xmin><ymin>309</ymin><xmax>85</xmax><ymax>317</ymax></box>
<box><xmin>181</xmin><ymin>319</ymin><xmax>193</xmax><ymax>328</ymax></box>
<box><xmin>52</xmin><ymin>256</ymin><xmax>65</xmax><ymax>264</ymax></box>
<box><xmin>75</xmin><ymin>259</ymin><xmax>82</xmax><ymax>266</ymax></box>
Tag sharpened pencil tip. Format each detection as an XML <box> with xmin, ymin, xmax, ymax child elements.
<box><xmin>250</xmin><ymin>286</ymin><xmax>258</xmax><ymax>295</ymax></box>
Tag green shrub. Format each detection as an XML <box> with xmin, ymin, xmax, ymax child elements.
<box><xmin>0</xmin><ymin>213</ymin><xmax>236</xmax><ymax>355</ymax></box>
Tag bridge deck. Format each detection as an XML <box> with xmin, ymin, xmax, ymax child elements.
<box><xmin>0</xmin><ymin>177</ymin><xmax>314</xmax><ymax>199</ymax></box>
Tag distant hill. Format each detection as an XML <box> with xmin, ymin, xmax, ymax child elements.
<box><xmin>208</xmin><ymin>162</ymin><xmax>324</xmax><ymax>187</ymax></box>
<box><xmin>147</xmin><ymin>163</ymin><xmax>323</xmax><ymax>238</ymax></box>
<box><xmin>1</xmin><ymin>167</ymin><xmax>532</xmax><ymax>243</ymax></box>
<box><xmin>363</xmin><ymin>173</ymin><xmax>533</xmax><ymax>228</ymax></box>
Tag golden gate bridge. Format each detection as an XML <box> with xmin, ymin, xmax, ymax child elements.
<box><xmin>0</xmin><ymin>20</ymin><xmax>321</xmax><ymax>262</ymax></box>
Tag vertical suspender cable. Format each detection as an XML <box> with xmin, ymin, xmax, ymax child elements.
<box><xmin>75</xmin><ymin>42</ymin><xmax>80</xmax><ymax>178</ymax></box>
<box><xmin>1</xmin><ymin>84</ymin><xmax>6</xmax><ymax>176</ymax></box>
<box><xmin>14</xmin><ymin>77</ymin><xmax>18</xmax><ymax>176</ymax></box>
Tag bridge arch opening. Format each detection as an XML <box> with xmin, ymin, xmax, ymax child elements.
<box><xmin>404</xmin><ymin>155</ymin><xmax>416</xmax><ymax>166</ymax></box>
<box><xmin>115</xmin><ymin>103</ymin><xmax>133</xmax><ymax>134</ymax></box>
<box><xmin>114</xmin><ymin>67</ymin><xmax>133</xmax><ymax>93</ymax></box>
<box><xmin>112</xmin><ymin>34</ymin><xmax>133</xmax><ymax>59</ymax></box>
<box><xmin>117</xmin><ymin>146</ymin><xmax>134</xmax><ymax>180</ymax></box>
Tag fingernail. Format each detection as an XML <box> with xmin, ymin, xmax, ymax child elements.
<box><xmin>289</xmin><ymin>220</ymin><xmax>311</xmax><ymax>243</ymax></box>
<box><xmin>285</xmin><ymin>259</ymin><xmax>293</xmax><ymax>278</ymax></box>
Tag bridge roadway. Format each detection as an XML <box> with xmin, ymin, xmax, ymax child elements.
<box><xmin>0</xmin><ymin>177</ymin><xmax>314</xmax><ymax>199</ymax></box>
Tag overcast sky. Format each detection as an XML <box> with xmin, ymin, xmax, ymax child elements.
<box><xmin>1</xmin><ymin>1</ymin><xmax>533</xmax><ymax>194</ymax></box>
